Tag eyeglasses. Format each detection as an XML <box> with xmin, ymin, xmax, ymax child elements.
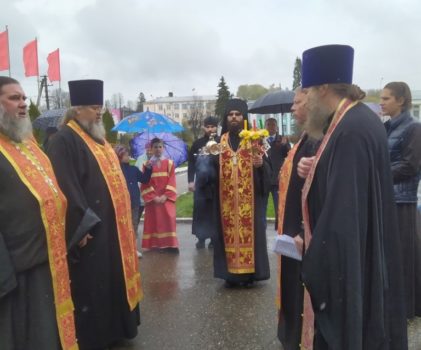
<box><xmin>227</xmin><ymin>112</ymin><xmax>242</xmax><ymax>117</ymax></box>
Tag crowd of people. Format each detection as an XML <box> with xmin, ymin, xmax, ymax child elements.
<box><xmin>0</xmin><ymin>43</ymin><xmax>420</xmax><ymax>350</ymax></box>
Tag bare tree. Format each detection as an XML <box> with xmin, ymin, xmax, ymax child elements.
<box><xmin>188</xmin><ymin>95</ymin><xmax>205</xmax><ymax>140</ymax></box>
<box><xmin>50</xmin><ymin>89</ymin><xmax>70</xmax><ymax>109</ymax></box>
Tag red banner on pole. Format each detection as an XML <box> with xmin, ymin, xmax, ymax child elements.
<box><xmin>0</xmin><ymin>30</ymin><xmax>9</xmax><ymax>71</ymax></box>
<box><xmin>23</xmin><ymin>39</ymin><xmax>39</xmax><ymax>77</ymax></box>
<box><xmin>47</xmin><ymin>48</ymin><xmax>61</xmax><ymax>82</ymax></box>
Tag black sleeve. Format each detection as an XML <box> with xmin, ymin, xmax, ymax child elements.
<box><xmin>187</xmin><ymin>141</ymin><xmax>198</xmax><ymax>183</ymax></box>
<box><xmin>391</xmin><ymin>123</ymin><xmax>421</xmax><ymax>183</ymax></box>
<box><xmin>46</xmin><ymin>132</ymin><xmax>100</xmax><ymax>251</ymax></box>
<box><xmin>136</xmin><ymin>165</ymin><xmax>152</xmax><ymax>184</ymax></box>
<box><xmin>0</xmin><ymin>232</ymin><xmax>17</xmax><ymax>298</ymax></box>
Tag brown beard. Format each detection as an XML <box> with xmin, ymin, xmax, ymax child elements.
<box><xmin>304</xmin><ymin>92</ymin><xmax>333</xmax><ymax>140</ymax></box>
<box><xmin>0</xmin><ymin>105</ymin><xmax>33</xmax><ymax>142</ymax></box>
<box><xmin>227</xmin><ymin>121</ymin><xmax>242</xmax><ymax>134</ymax></box>
<box><xmin>78</xmin><ymin>119</ymin><xmax>106</xmax><ymax>141</ymax></box>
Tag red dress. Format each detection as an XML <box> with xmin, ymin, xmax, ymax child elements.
<box><xmin>141</xmin><ymin>158</ymin><xmax>178</xmax><ymax>249</ymax></box>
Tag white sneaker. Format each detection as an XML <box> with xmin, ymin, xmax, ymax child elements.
<box><xmin>137</xmin><ymin>250</ymin><xmax>142</xmax><ymax>258</ymax></box>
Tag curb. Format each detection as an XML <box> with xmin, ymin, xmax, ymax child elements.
<box><xmin>140</xmin><ymin>217</ymin><xmax>276</xmax><ymax>223</ymax></box>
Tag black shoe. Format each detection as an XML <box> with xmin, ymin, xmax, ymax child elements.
<box><xmin>224</xmin><ymin>280</ymin><xmax>240</xmax><ymax>288</ymax></box>
<box><xmin>164</xmin><ymin>247</ymin><xmax>179</xmax><ymax>254</ymax></box>
<box><xmin>195</xmin><ymin>240</ymin><xmax>205</xmax><ymax>249</ymax></box>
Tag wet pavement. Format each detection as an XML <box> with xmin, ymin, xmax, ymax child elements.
<box><xmin>115</xmin><ymin>223</ymin><xmax>421</xmax><ymax>350</ymax></box>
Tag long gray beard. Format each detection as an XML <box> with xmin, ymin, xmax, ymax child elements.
<box><xmin>79</xmin><ymin>119</ymin><xmax>106</xmax><ymax>140</ymax></box>
<box><xmin>0</xmin><ymin>106</ymin><xmax>33</xmax><ymax>142</ymax></box>
<box><xmin>303</xmin><ymin>94</ymin><xmax>333</xmax><ymax>140</ymax></box>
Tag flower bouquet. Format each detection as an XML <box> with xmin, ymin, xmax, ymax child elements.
<box><xmin>239</xmin><ymin>120</ymin><xmax>270</xmax><ymax>156</ymax></box>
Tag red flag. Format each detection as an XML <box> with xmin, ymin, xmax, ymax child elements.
<box><xmin>47</xmin><ymin>48</ymin><xmax>61</xmax><ymax>82</ymax></box>
<box><xmin>23</xmin><ymin>39</ymin><xmax>39</xmax><ymax>77</ymax></box>
<box><xmin>0</xmin><ymin>30</ymin><xmax>9</xmax><ymax>71</ymax></box>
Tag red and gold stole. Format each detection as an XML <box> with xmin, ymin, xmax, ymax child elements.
<box><xmin>67</xmin><ymin>120</ymin><xmax>142</xmax><ymax>310</ymax></box>
<box><xmin>300</xmin><ymin>98</ymin><xmax>357</xmax><ymax>350</ymax></box>
<box><xmin>219</xmin><ymin>133</ymin><xmax>255</xmax><ymax>274</ymax></box>
<box><xmin>276</xmin><ymin>136</ymin><xmax>303</xmax><ymax>309</ymax></box>
<box><xmin>0</xmin><ymin>135</ymin><xmax>78</xmax><ymax>350</ymax></box>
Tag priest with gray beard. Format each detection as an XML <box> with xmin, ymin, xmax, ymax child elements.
<box><xmin>0</xmin><ymin>76</ymin><xmax>77</xmax><ymax>350</ymax></box>
<box><xmin>47</xmin><ymin>79</ymin><xmax>142</xmax><ymax>350</ymax></box>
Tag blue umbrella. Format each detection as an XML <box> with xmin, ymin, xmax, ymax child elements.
<box><xmin>112</xmin><ymin>111</ymin><xmax>184</xmax><ymax>133</ymax></box>
<box><xmin>32</xmin><ymin>108</ymin><xmax>67</xmax><ymax>130</ymax></box>
<box><xmin>130</xmin><ymin>132</ymin><xmax>187</xmax><ymax>167</ymax></box>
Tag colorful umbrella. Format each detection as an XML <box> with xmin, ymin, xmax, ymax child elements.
<box><xmin>130</xmin><ymin>132</ymin><xmax>187</xmax><ymax>167</ymax></box>
<box><xmin>112</xmin><ymin>110</ymin><xmax>184</xmax><ymax>133</ymax></box>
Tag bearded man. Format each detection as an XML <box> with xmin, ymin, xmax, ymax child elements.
<box><xmin>196</xmin><ymin>99</ymin><xmax>271</xmax><ymax>287</ymax></box>
<box><xmin>296</xmin><ymin>45</ymin><xmax>407</xmax><ymax>349</ymax></box>
<box><xmin>47</xmin><ymin>80</ymin><xmax>141</xmax><ymax>350</ymax></box>
<box><xmin>0</xmin><ymin>76</ymin><xmax>77</xmax><ymax>350</ymax></box>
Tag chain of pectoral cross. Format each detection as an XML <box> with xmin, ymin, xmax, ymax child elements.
<box><xmin>14</xmin><ymin>141</ymin><xmax>58</xmax><ymax>194</ymax></box>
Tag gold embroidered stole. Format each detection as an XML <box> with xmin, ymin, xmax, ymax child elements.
<box><xmin>0</xmin><ymin>135</ymin><xmax>78</xmax><ymax>350</ymax></box>
<box><xmin>67</xmin><ymin>120</ymin><xmax>142</xmax><ymax>310</ymax></box>
<box><xmin>219</xmin><ymin>133</ymin><xmax>255</xmax><ymax>273</ymax></box>
<box><xmin>300</xmin><ymin>98</ymin><xmax>357</xmax><ymax>350</ymax></box>
<box><xmin>276</xmin><ymin>136</ymin><xmax>303</xmax><ymax>309</ymax></box>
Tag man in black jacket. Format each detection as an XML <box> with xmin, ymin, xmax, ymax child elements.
<box><xmin>187</xmin><ymin>116</ymin><xmax>219</xmax><ymax>248</ymax></box>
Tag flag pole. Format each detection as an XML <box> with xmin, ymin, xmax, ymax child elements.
<box><xmin>6</xmin><ymin>25</ymin><xmax>11</xmax><ymax>77</ymax></box>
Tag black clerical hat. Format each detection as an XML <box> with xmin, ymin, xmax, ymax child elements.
<box><xmin>68</xmin><ymin>79</ymin><xmax>104</xmax><ymax>106</ymax></box>
<box><xmin>301</xmin><ymin>44</ymin><xmax>354</xmax><ymax>88</ymax></box>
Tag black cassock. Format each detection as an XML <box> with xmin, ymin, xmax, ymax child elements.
<box><xmin>277</xmin><ymin>135</ymin><xmax>318</xmax><ymax>350</ymax></box>
<box><xmin>47</xmin><ymin>124</ymin><xmax>139</xmax><ymax>349</ymax></box>
<box><xmin>0</xmin><ymin>154</ymin><xmax>61</xmax><ymax>350</ymax></box>
<box><xmin>188</xmin><ymin>135</ymin><xmax>220</xmax><ymax>241</ymax></box>
<box><xmin>196</xmin><ymin>133</ymin><xmax>271</xmax><ymax>284</ymax></box>
<box><xmin>302</xmin><ymin>103</ymin><xmax>407</xmax><ymax>349</ymax></box>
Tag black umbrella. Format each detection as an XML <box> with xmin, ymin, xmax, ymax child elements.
<box><xmin>248</xmin><ymin>90</ymin><xmax>294</xmax><ymax>114</ymax></box>
<box><xmin>32</xmin><ymin>108</ymin><xmax>67</xmax><ymax>130</ymax></box>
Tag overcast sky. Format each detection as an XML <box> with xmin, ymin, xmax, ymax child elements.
<box><xmin>1</xmin><ymin>0</ymin><xmax>420</xmax><ymax>104</ymax></box>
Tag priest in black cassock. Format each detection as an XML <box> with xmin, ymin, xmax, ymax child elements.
<box><xmin>47</xmin><ymin>80</ymin><xmax>141</xmax><ymax>350</ymax></box>
<box><xmin>187</xmin><ymin>116</ymin><xmax>219</xmax><ymax>248</ymax></box>
<box><xmin>297</xmin><ymin>45</ymin><xmax>407</xmax><ymax>349</ymax></box>
<box><xmin>196</xmin><ymin>99</ymin><xmax>271</xmax><ymax>287</ymax></box>
<box><xmin>276</xmin><ymin>87</ymin><xmax>319</xmax><ymax>350</ymax></box>
<box><xmin>0</xmin><ymin>77</ymin><xmax>77</xmax><ymax>350</ymax></box>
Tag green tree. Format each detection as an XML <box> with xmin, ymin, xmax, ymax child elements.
<box><xmin>292</xmin><ymin>57</ymin><xmax>302</xmax><ymax>90</ymax></box>
<box><xmin>28</xmin><ymin>100</ymin><xmax>43</xmax><ymax>144</ymax></box>
<box><xmin>214</xmin><ymin>76</ymin><xmax>231</xmax><ymax>120</ymax></box>
<box><xmin>103</xmin><ymin>109</ymin><xmax>117</xmax><ymax>144</ymax></box>
<box><xmin>136</xmin><ymin>92</ymin><xmax>146</xmax><ymax>112</ymax></box>
<box><xmin>236</xmin><ymin>84</ymin><xmax>268</xmax><ymax>101</ymax></box>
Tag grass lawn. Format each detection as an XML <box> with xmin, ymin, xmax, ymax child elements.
<box><xmin>176</xmin><ymin>192</ymin><xmax>276</xmax><ymax>218</ymax></box>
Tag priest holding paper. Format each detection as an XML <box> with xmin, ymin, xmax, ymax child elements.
<box><xmin>298</xmin><ymin>45</ymin><xmax>407</xmax><ymax>349</ymax></box>
<box><xmin>276</xmin><ymin>86</ymin><xmax>319</xmax><ymax>350</ymax></box>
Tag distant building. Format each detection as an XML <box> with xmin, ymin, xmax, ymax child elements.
<box><xmin>412</xmin><ymin>90</ymin><xmax>421</xmax><ymax>121</ymax></box>
<box><xmin>144</xmin><ymin>93</ymin><xmax>217</xmax><ymax>123</ymax></box>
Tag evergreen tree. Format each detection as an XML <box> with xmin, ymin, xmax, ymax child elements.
<box><xmin>136</xmin><ymin>92</ymin><xmax>146</xmax><ymax>112</ymax></box>
<box><xmin>215</xmin><ymin>76</ymin><xmax>231</xmax><ymax>120</ymax></box>
<box><xmin>28</xmin><ymin>100</ymin><xmax>43</xmax><ymax>144</ymax></box>
<box><xmin>28</xmin><ymin>100</ymin><xmax>41</xmax><ymax>122</ymax></box>
<box><xmin>292</xmin><ymin>57</ymin><xmax>302</xmax><ymax>90</ymax></box>
<box><xmin>103</xmin><ymin>109</ymin><xmax>117</xmax><ymax>144</ymax></box>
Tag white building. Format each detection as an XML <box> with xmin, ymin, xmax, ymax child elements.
<box><xmin>411</xmin><ymin>90</ymin><xmax>421</xmax><ymax>120</ymax></box>
<box><xmin>143</xmin><ymin>93</ymin><xmax>217</xmax><ymax>124</ymax></box>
